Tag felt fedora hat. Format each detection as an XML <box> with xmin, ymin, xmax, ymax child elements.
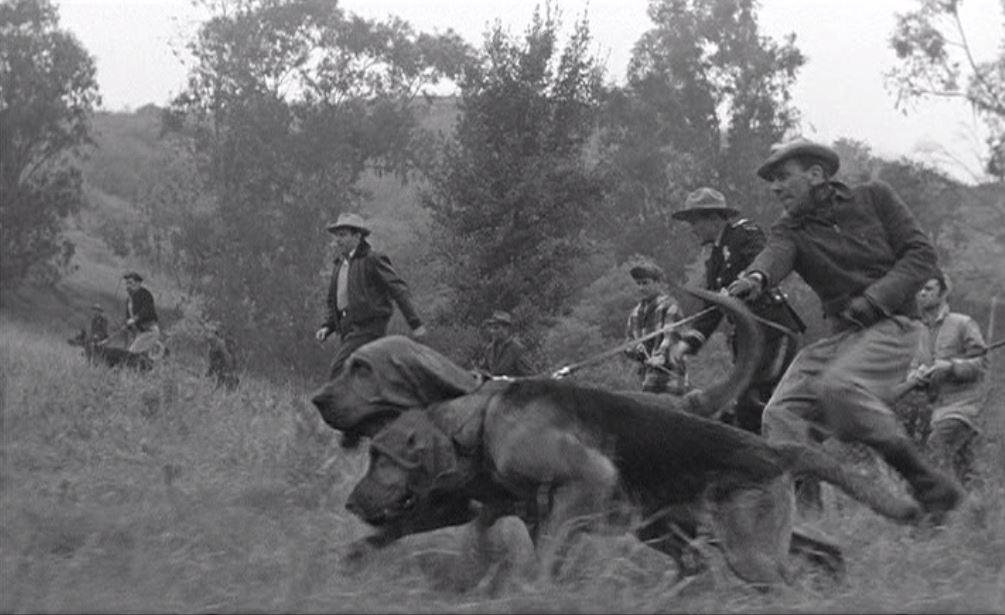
<box><xmin>326</xmin><ymin>212</ymin><xmax>372</xmax><ymax>236</ymax></box>
<box><xmin>757</xmin><ymin>137</ymin><xmax>840</xmax><ymax>180</ymax></box>
<box><xmin>671</xmin><ymin>187</ymin><xmax>739</xmax><ymax>221</ymax></box>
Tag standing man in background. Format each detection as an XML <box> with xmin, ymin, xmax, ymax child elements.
<box><xmin>315</xmin><ymin>213</ymin><xmax>426</xmax><ymax>378</ymax></box>
<box><xmin>624</xmin><ymin>260</ymin><xmax>691</xmax><ymax>395</ymax></box>
<box><xmin>728</xmin><ymin>138</ymin><xmax>963</xmax><ymax>520</ymax></box>
<box><xmin>669</xmin><ymin>187</ymin><xmax>805</xmax><ymax>434</ymax></box>
<box><xmin>89</xmin><ymin>304</ymin><xmax>109</xmax><ymax>343</ymax></box>
<box><xmin>906</xmin><ymin>271</ymin><xmax>988</xmax><ymax>485</ymax></box>
<box><xmin>122</xmin><ymin>271</ymin><xmax>160</xmax><ymax>354</ymax></box>
<box><xmin>473</xmin><ymin>310</ymin><xmax>538</xmax><ymax>378</ymax></box>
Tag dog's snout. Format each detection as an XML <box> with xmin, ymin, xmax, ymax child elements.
<box><xmin>310</xmin><ymin>386</ymin><xmax>330</xmax><ymax>410</ymax></box>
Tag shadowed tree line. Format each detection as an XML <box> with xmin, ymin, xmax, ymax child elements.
<box><xmin>3</xmin><ymin>0</ymin><xmax>1002</xmax><ymax>379</ymax></box>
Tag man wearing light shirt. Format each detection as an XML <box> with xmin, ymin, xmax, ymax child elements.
<box><xmin>315</xmin><ymin>213</ymin><xmax>426</xmax><ymax>378</ymax></box>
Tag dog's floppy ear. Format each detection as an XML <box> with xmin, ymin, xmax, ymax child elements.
<box><xmin>367</xmin><ymin>336</ymin><xmax>479</xmax><ymax>406</ymax></box>
<box><xmin>313</xmin><ymin>336</ymin><xmax>479</xmax><ymax>437</ymax></box>
<box><xmin>372</xmin><ymin>410</ymin><xmax>466</xmax><ymax>495</ymax></box>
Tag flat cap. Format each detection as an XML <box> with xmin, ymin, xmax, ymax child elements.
<box><xmin>629</xmin><ymin>261</ymin><xmax>665</xmax><ymax>282</ymax></box>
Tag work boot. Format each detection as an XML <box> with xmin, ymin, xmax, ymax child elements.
<box><xmin>874</xmin><ymin>438</ymin><xmax>964</xmax><ymax>521</ymax></box>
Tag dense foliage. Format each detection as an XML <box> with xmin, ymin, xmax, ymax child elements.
<box><xmin>0</xmin><ymin>0</ymin><xmax>99</xmax><ymax>292</ymax></box>
<box><xmin>421</xmin><ymin>8</ymin><xmax>608</xmax><ymax>331</ymax></box>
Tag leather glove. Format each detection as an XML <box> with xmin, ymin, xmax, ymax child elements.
<box><xmin>840</xmin><ymin>296</ymin><xmax>882</xmax><ymax>329</ymax></box>
<box><xmin>727</xmin><ymin>272</ymin><xmax>765</xmax><ymax>301</ymax></box>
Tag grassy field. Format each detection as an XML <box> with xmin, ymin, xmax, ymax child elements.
<box><xmin>2</xmin><ymin>311</ymin><xmax>1003</xmax><ymax>613</ymax></box>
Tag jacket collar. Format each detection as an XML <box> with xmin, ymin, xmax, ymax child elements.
<box><xmin>778</xmin><ymin>181</ymin><xmax>853</xmax><ymax>228</ymax></box>
<box><xmin>335</xmin><ymin>238</ymin><xmax>371</xmax><ymax>263</ymax></box>
<box><xmin>922</xmin><ymin>303</ymin><xmax>950</xmax><ymax>326</ymax></box>
<box><xmin>715</xmin><ymin>218</ymin><xmax>749</xmax><ymax>248</ymax></box>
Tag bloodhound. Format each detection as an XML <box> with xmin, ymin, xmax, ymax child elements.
<box><xmin>312</xmin><ymin>290</ymin><xmax>921</xmax><ymax>588</ymax></box>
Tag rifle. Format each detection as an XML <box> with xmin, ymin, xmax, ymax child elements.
<box><xmin>892</xmin><ymin>337</ymin><xmax>1004</xmax><ymax>400</ymax></box>
<box><xmin>550</xmin><ymin>306</ymin><xmax>717</xmax><ymax>378</ymax></box>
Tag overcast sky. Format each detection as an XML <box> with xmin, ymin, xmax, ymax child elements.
<box><xmin>53</xmin><ymin>0</ymin><xmax>1003</xmax><ymax>183</ymax></box>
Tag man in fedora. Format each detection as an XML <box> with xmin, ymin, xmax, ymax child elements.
<box><xmin>122</xmin><ymin>271</ymin><xmax>160</xmax><ymax>354</ymax></box>
<box><xmin>668</xmin><ymin>187</ymin><xmax>805</xmax><ymax>434</ymax></box>
<box><xmin>472</xmin><ymin>310</ymin><xmax>537</xmax><ymax>378</ymax></box>
<box><xmin>624</xmin><ymin>260</ymin><xmax>691</xmax><ymax>395</ymax></box>
<box><xmin>315</xmin><ymin>212</ymin><xmax>426</xmax><ymax>378</ymax></box>
<box><xmin>727</xmin><ymin>137</ymin><xmax>963</xmax><ymax>521</ymax></box>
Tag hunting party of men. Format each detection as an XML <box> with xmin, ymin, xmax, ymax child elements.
<box><xmin>7</xmin><ymin>0</ymin><xmax>1002</xmax><ymax>611</ymax></box>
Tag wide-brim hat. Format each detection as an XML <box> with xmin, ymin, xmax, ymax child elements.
<box><xmin>91</xmin><ymin>303</ymin><xmax>104</xmax><ymax>312</ymax></box>
<box><xmin>671</xmin><ymin>187</ymin><xmax>739</xmax><ymax>221</ymax></box>
<box><xmin>629</xmin><ymin>261</ymin><xmax>665</xmax><ymax>282</ymax></box>
<box><xmin>123</xmin><ymin>271</ymin><xmax>143</xmax><ymax>282</ymax></box>
<box><xmin>326</xmin><ymin>212</ymin><xmax>371</xmax><ymax>236</ymax></box>
<box><xmin>483</xmin><ymin>310</ymin><xmax>514</xmax><ymax>327</ymax></box>
<box><xmin>757</xmin><ymin>138</ymin><xmax>840</xmax><ymax>180</ymax></box>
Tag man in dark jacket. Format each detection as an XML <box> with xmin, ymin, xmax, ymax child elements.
<box><xmin>473</xmin><ymin>310</ymin><xmax>537</xmax><ymax>378</ymax></box>
<box><xmin>668</xmin><ymin>187</ymin><xmax>805</xmax><ymax>434</ymax></box>
<box><xmin>315</xmin><ymin>213</ymin><xmax>426</xmax><ymax>378</ymax></box>
<box><xmin>727</xmin><ymin>138</ymin><xmax>963</xmax><ymax>520</ymax></box>
<box><xmin>123</xmin><ymin>271</ymin><xmax>160</xmax><ymax>354</ymax></box>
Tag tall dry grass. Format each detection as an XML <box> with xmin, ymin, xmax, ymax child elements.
<box><xmin>1</xmin><ymin>319</ymin><xmax>1003</xmax><ymax>613</ymax></box>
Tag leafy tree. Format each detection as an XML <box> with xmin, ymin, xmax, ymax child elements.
<box><xmin>167</xmin><ymin>0</ymin><xmax>468</xmax><ymax>375</ymax></box>
<box><xmin>598</xmin><ymin>0</ymin><xmax>804</xmax><ymax>274</ymax></box>
<box><xmin>0</xmin><ymin>0</ymin><xmax>99</xmax><ymax>293</ymax></box>
<box><xmin>421</xmin><ymin>6</ymin><xmax>608</xmax><ymax>330</ymax></box>
<box><xmin>887</xmin><ymin>0</ymin><xmax>1005</xmax><ymax>181</ymax></box>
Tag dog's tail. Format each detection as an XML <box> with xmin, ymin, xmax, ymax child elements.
<box><xmin>679</xmin><ymin>287</ymin><xmax>763</xmax><ymax>416</ymax></box>
<box><xmin>774</xmin><ymin>443</ymin><xmax>920</xmax><ymax>523</ymax></box>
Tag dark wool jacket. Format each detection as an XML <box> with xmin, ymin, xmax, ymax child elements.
<box><xmin>125</xmin><ymin>287</ymin><xmax>158</xmax><ymax>329</ymax></box>
<box><xmin>682</xmin><ymin>218</ymin><xmax>804</xmax><ymax>351</ymax></box>
<box><xmin>475</xmin><ymin>337</ymin><xmax>537</xmax><ymax>377</ymax></box>
<box><xmin>748</xmin><ymin>180</ymin><xmax>938</xmax><ymax>330</ymax></box>
<box><xmin>322</xmin><ymin>239</ymin><xmax>422</xmax><ymax>335</ymax></box>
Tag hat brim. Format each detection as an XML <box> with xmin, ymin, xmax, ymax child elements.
<box><xmin>326</xmin><ymin>224</ymin><xmax>371</xmax><ymax>236</ymax></box>
<box><xmin>757</xmin><ymin>145</ymin><xmax>840</xmax><ymax>180</ymax></box>
<box><xmin>671</xmin><ymin>206</ymin><xmax>739</xmax><ymax>221</ymax></box>
<box><xmin>483</xmin><ymin>319</ymin><xmax>512</xmax><ymax>327</ymax></box>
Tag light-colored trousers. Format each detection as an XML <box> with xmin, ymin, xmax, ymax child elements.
<box><xmin>128</xmin><ymin>324</ymin><xmax>161</xmax><ymax>354</ymax></box>
<box><xmin>762</xmin><ymin>316</ymin><xmax>921</xmax><ymax>448</ymax></box>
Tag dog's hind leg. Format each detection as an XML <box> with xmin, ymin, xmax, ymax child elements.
<box><xmin>707</xmin><ymin>476</ymin><xmax>793</xmax><ymax>588</ymax></box>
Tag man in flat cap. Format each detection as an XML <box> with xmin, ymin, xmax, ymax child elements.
<box><xmin>669</xmin><ymin>187</ymin><xmax>805</xmax><ymax>434</ymax></box>
<box><xmin>472</xmin><ymin>310</ymin><xmax>537</xmax><ymax>378</ymax></box>
<box><xmin>727</xmin><ymin>137</ymin><xmax>963</xmax><ymax>521</ymax></box>
<box><xmin>624</xmin><ymin>260</ymin><xmax>691</xmax><ymax>395</ymax></box>
<box><xmin>315</xmin><ymin>213</ymin><xmax>427</xmax><ymax>378</ymax></box>
<box><xmin>122</xmin><ymin>271</ymin><xmax>161</xmax><ymax>354</ymax></box>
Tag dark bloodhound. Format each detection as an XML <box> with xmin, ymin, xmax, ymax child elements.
<box><xmin>68</xmin><ymin>328</ymin><xmax>154</xmax><ymax>371</ymax></box>
<box><xmin>312</xmin><ymin>289</ymin><xmax>922</xmax><ymax>588</ymax></box>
